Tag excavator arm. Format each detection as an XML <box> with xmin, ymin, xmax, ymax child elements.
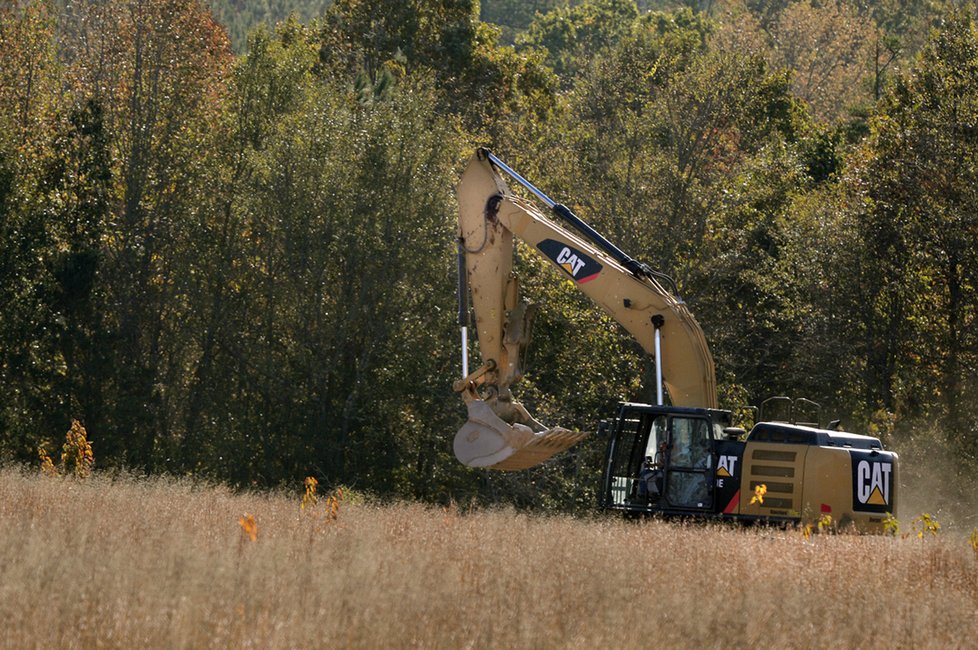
<box><xmin>454</xmin><ymin>149</ymin><xmax>717</xmax><ymax>470</ymax></box>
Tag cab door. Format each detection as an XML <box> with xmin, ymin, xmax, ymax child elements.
<box><xmin>663</xmin><ymin>416</ymin><xmax>714</xmax><ymax>510</ymax></box>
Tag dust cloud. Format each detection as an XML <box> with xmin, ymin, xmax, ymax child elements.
<box><xmin>893</xmin><ymin>434</ymin><xmax>978</xmax><ymax>534</ymax></box>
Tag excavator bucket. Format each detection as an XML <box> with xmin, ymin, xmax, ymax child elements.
<box><xmin>454</xmin><ymin>399</ymin><xmax>588</xmax><ymax>470</ymax></box>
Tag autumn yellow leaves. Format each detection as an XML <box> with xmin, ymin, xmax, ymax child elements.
<box><xmin>237</xmin><ymin>475</ymin><xmax>345</xmax><ymax>544</ymax></box>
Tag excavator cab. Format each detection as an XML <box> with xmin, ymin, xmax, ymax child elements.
<box><xmin>601</xmin><ymin>403</ymin><xmax>735</xmax><ymax>515</ymax></box>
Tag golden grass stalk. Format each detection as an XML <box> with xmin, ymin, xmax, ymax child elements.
<box><xmin>0</xmin><ymin>467</ymin><xmax>975</xmax><ymax>648</ymax></box>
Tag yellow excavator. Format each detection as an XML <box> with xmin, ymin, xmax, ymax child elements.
<box><xmin>453</xmin><ymin>149</ymin><xmax>898</xmax><ymax>532</ymax></box>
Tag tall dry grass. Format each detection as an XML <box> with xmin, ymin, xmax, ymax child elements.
<box><xmin>0</xmin><ymin>467</ymin><xmax>975</xmax><ymax>649</ymax></box>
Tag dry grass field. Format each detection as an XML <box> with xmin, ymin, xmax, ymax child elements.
<box><xmin>1</xmin><ymin>467</ymin><xmax>975</xmax><ymax>649</ymax></box>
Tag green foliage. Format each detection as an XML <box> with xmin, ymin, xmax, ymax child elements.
<box><xmin>910</xmin><ymin>512</ymin><xmax>941</xmax><ymax>539</ymax></box>
<box><xmin>797</xmin><ymin>123</ymin><xmax>844</xmax><ymax>183</ymax></box>
<box><xmin>518</xmin><ymin>0</ymin><xmax>641</xmax><ymax>80</ymax></box>
<box><xmin>838</xmin><ymin>10</ymin><xmax>978</xmax><ymax>450</ymax></box>
<box><xmin>883</xmin><ymin>513</ymin><xmax>900</xmax><ymax>536</ymax></box>
<box><xmin>480</xmin><ymin>0</ymin><xmax>564</xmax><ymax>44</ymax></box>
<box><xmin>0</xmin><ymin>0</ymin><xmax>69</xmax><ymax>459</ymax></box>
<box><xmin>765</xmin><ymin>0</ymin><xmax>876</xmax><ymax>122</ymax></box>
<box><xmin>520</xmin><ymin>20</ymin><xmax>806</xmax><ymax>418</ymax></box>
<box><xmin>317</xmin><ymin>0</ymin><xmax>558</xmax><ymax>136</ymax></box>
<box><xmin>166</xmin><ymin>22</ymin><xmax>473</xmax><ymax>495</ymax></box>
<box><xmin>204</xmin><ymin>0</ymin><xmax>333</xmax><ymax>53</ymax></box>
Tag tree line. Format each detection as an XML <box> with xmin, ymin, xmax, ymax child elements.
<box><xmin>0</xmin><ymin>0</ymin><xmax>975</xmax><ymax>509</ymax></box>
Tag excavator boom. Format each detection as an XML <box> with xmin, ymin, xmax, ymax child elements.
<box><xmin>454</xmin><ymin>150</ymin><xmax>717</xmax><ymax>470</ymax></box>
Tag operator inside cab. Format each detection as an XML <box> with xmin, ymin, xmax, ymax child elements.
<box><xmin>637</xmin><ymin>416</ymin><xmax>667</xmax><ymax>500</ymax></box>
<box><xmin>664</xmin><ymin>417</ymin><xmax>711</xmax><ymax>509</ymax></box>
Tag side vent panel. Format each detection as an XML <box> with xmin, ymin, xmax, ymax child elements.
<box><xmin>741</xmin><ymin>443</ymin><xmax>807</xmax><ymax>518</ymax></box>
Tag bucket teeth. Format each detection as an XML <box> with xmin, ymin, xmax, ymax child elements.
<box><xmin>454</xmin><ymin>400</ymin><xmax>588</xmax><ymax>470</ymax></box>
<box><xmin>489</xmin><ymin>430</ymin><xmax>589</xmax><ymax>470</ymax></box>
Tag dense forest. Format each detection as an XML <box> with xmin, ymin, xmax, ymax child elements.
<box><xmin>204</xmin><ymin>0</ymin><xmax>332</xmax><ymax>51</ymax></box>
<box><xmin>1</xmin><ymin>0</ymin><xmax>976</xmax><ymax>509</ymax></box>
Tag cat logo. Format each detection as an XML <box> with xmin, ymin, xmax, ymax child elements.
<box><xmin>850</xmin><ymin>450</ymin><xmax>896</xmax><ymax>512</ymax></box>
<box><xmin>717</xmin><ymin>455</ymin><xmax>738</xmax><ymax>478</ymax></box>
<box><xmin>856</xmin><ymin>460</ymin><xmax>892</xmax><ymax>506</ymax></box>
<box><xmin>556</xmin><ymin>247</ymin><xmax>587</xmax><ymax>277</ymax></box>
<box><xmin>537</xmin><ymin>239</ymin><xmax>602</xmax><ymax>284</ymax></box>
